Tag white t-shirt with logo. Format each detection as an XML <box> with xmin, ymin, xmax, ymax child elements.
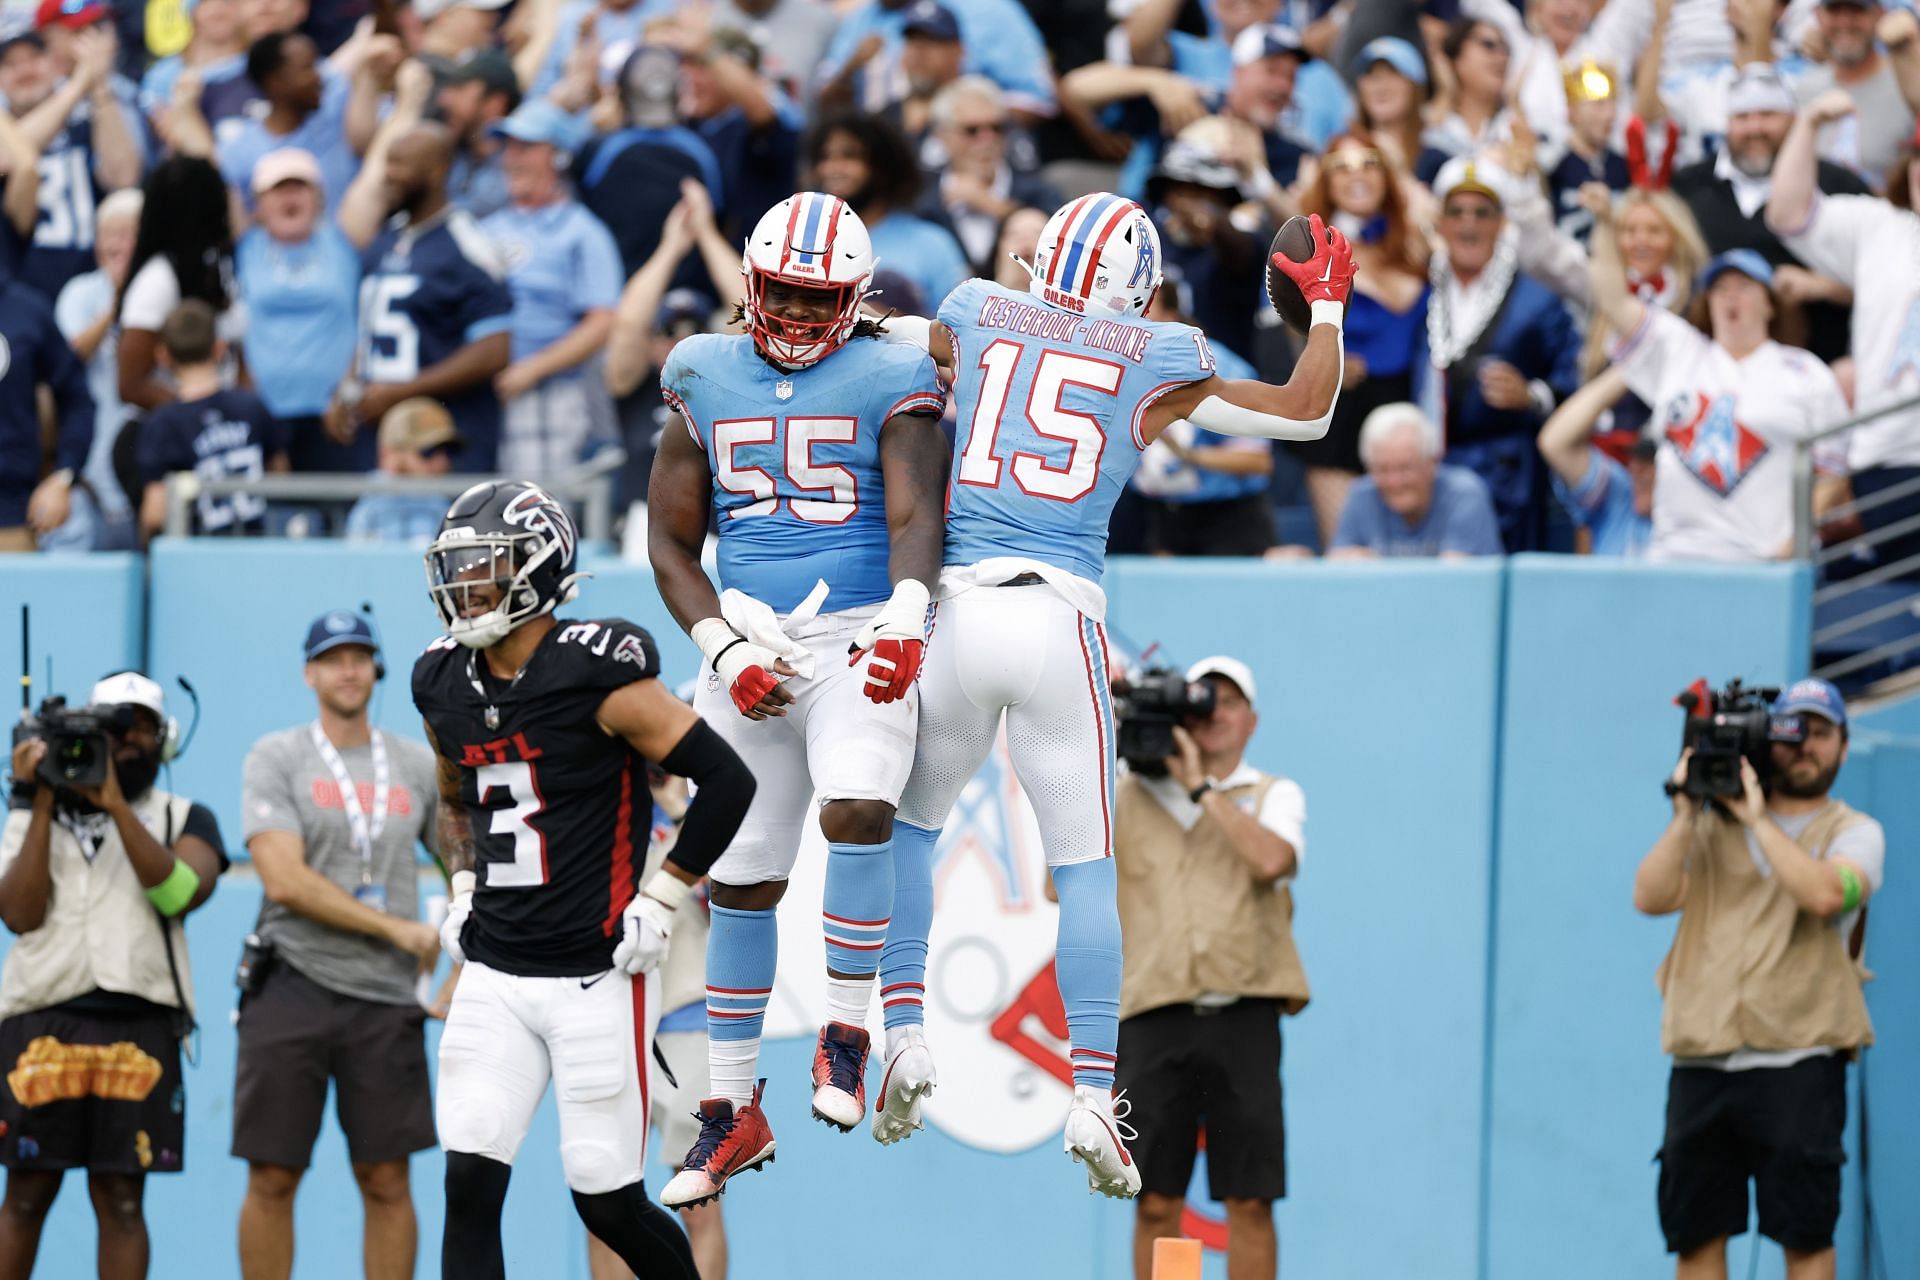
<box><xmin>1611</xmin><ymin>307</ymin><xmax>1848</xmax><ymax>561</ymax></box>
<box><xmin>1777</xmin><ymin>192</ymin><xmax>1920</xmax><ymax>470</ymax></box>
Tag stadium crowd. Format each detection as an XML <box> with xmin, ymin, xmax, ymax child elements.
<box><xmin>0</xmin><ymin>0</ymin><xmax>1915</xmax><ymax>564</ymax></box>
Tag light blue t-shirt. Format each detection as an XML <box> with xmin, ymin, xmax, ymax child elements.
<box><xmin>1551</xmin><ymin>447</ymin><xmax>1653</xmax><ymax>558</ymax></box>
<box><xmin>219</xmin><ymin>70</ymin><xmax>357</xmax><ymax>211</ymax></box>
<box><xmin>867</xmin><ymin>211</ymin><xmax>969</xmax><ymax>317</ymax></box>
<box><xmin>938</xmin><ymin>274</ymin><xmax>1218</xmax><ymax>581</ymax></box>
<box><xmin>660</xmin><ymin>332</ymin><xmax>946</xmax><ymax>613</ymax></box>
<box><xmin>236</xmin><ymin>220</ymin><xmax>361</xmax><ymax>418</ymax></box>
<box><xmin>480</xmin><ymin>198</ymin><xmax>623</xmax><ymax>370</ymax></box>
<box><xmin>815</xmin><ymin>0</ymin><xmax>1054</xmax><ymax>114</ymax></box>
<box><xmin>1331</xmin><ymin>464</ymin><xmax>1504</xmax><ymax>557</ymax></box>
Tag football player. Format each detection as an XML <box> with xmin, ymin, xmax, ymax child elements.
<box><xmin>647</xmin><ymin>191</ymin><xmax>949</xmax><ymax>1207</ymax></box>
<box><xmin>413</xmin><ymin>480</ymin><xmax>756</xmax><ymax>1279</ymax></box>
<box><xmin>871</xmin><ymin>195</ymin><xmax>1354</xmax><ymax>1196</ymax></box>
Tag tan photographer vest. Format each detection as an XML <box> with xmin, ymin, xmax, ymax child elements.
<box><xmin>1656</xmin><ymin>801</ymin><xmax>1873</xmax><ymax>1058</ymax></box>
<box><xmin>1114</xmin><ymin>773</ymin><xmax>1310</xmax><ymax>1022</ymax></box>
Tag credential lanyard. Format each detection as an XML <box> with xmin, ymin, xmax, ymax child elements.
<box><xmin>310</xmin><ymin>723</ymin><xmax>389</xmax><ymax>887</ymax></box>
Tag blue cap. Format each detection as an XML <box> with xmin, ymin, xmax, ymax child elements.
<box><xmin>902</xmin><ymin>0</ymin><xmax>960</xmax><ymax>42</ymax></box>
<box><xmin>489</xmin><ymin>98</ymin><xmax>582</xmax><ymax>150</ymax></box>
<box><xmin>1774</xmin><ymin>678</ymin><xmax>1847</xmax><ymax>728</ymax></box>
<box><xmin>1351</xmin><ymin>36</ymin><xmax>1427</xmax><ymax>87</ymax></box>
<box><xmin>1697</xmin><ymin>248</ymin><xmax>1775</xmax><ymax>293</ymax></box>
<box><xmin>305</xmin><ymin>609</ymin><xmax>379</xmax><ymax>662</ymax></box>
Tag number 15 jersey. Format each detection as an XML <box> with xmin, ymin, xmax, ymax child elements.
<box><xmin>938</xmin><ymin>277</ymin><xmax>1216</xmax><ymax>584</ymax></box>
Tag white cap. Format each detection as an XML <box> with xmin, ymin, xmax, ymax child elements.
<box><xmin>251</xmin><ymin>146</ymin><xmax>323</xmax><ymax>196</ymax></box>
<box><xmin>89</xmin><ymin>671</ymin><xmax>166</xmax><ymax>721</ymax></box>
<box><xmin>1726</xmin><ymin>63</ymin><xmax>1796</xmax><ymax>117</ymax></box>
<box><xmin>1185</xmin><ymin>656</ymin><xmax>1257</xmax><ymax>707</ymax></box>
<box><xmin>414</xmin><ymin>0</ymin><xmax>511</xmax><ymax>20</ymax></box>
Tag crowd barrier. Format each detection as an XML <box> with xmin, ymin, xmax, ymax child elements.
<box><xmin>2</xmin><ymin>545</ymin><xmax>1915</xmax><ymax>1280</ymax></box>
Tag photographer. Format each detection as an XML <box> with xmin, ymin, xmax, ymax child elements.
<box><xmin>0</xmin><ymin>673</ymin><xmax>226</xmax><ymax>1279</ymax></box>
<box><xmin>234</xmin><ymin>611</ymin><xmax>441</xmax><ymax>1280</ymax></box>
<box><xmin>1634</xmin><ymin>679</ymin><xmax>1884</xmax><ymax>1280</ymax></box>
<box><xmin>1113</xmin><ymin>657</ymin><xmax>1307</xmax><ymax>1280</ymax></box>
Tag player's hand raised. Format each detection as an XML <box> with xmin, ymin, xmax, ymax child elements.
<box><xmin>1269</xmin><ymin>214</ymin><xmax>1356</xmax><ymax>309</ymax></box>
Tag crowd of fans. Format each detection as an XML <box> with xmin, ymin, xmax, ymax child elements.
<box><xmin>0</xmin><ymin>0</ymin><xmax>1918</xmax><ymax>566</ymax></box>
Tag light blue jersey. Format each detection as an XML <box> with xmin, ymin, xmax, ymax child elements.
<box><xmin>939</xmin><ymin>278</ymin><xmax>1217</xmax><ymax>581</ymax></box>
<box><xmin>662</xmin><ymin>333</ymin><xmax>946</xmax><ymax>613</ymax></box>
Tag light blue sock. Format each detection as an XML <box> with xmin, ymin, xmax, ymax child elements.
<box><xmin>822</xmin><ymin>839</ymin><xmax>892</xmax><ymax>1027</ymax></box>
<box><xmin>1051</xmin><ymin>859</ymin><xmax>1122</xmax><ymax>1091</ymax></box>
<box><xmin>706</xmin><ymin>904</ymin><xmax>777</xmax><ymax>1108</ymax></box>
<box><xmin>878</xmin><ymin>821</ymin><xmax>940</xmax><ymax>1036</ymax></box>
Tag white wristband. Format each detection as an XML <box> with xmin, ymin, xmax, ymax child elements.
<box><xmin>641</xmin><ymin>868</ymin><xmax>693</xmax><ymax>911</ymax></box>
<box><xmin>1310</xmin><ymin>299</ymin><xmax>1346</xmax><ymax>331</ymax></box>
<box><xmin>691</xmin><ymin>617</ymin><xmax>740</xmax><ymax>665</ymax></box>
<box><xmin>450</xmin><ymin>869</ymin><xmax>476</xmax><ymax>900</ymax></box>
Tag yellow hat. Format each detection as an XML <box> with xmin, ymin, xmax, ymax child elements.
<box><xmin>1564</xmin><ymin>59</ymin><xmax>1616</xmax><ymax>105</ymax></box>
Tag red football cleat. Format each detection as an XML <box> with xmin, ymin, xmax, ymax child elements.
<box><xmin>660</xmin><ymin>1080</ymin><xmax>777</xmax><ymax>1208</ymax></box>
<box><xmin>809</xmin><ymin>1022</ymin><xmax>871</xmax><ymax>1131</ymax></box>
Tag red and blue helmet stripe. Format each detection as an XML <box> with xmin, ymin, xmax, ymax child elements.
<box><xmin>1045</xmin><ymin>193</ymin><xmax>1148</xmax><ymax>300</ymax></box>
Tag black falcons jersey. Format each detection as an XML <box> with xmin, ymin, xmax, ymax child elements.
<box><xmin>412</xmin><ymin>618</ymin><xmax>661</xmax><ymax>977</ymax></box>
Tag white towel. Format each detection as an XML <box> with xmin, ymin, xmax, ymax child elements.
<box><xmin>719</xmin><ymin>579</ymin><xmax>831</xmax><ymax>680</ymax></box>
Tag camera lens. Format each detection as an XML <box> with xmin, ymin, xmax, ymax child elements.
<box><xmin>56</xmin><ymin>736</ymin><xmax>96</xmax><ymax>782</ymax></box>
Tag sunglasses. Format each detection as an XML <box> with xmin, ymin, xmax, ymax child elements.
<box><xmin>1325</xmin><ymin>148</ymin><xmax>1383</xmax><ymax>174</ymax></box>
<box><xmin>956</xmin><ymin>121</ymin><xmax>1005</xmax><ymax>137</ymax></box>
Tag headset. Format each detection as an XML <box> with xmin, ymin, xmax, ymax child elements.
<box><xmin>91</xmin><ymin>670</ymin><xmax>197</xmax><ymax>763</ymax></box>
<box><xmin>362</xmin><ymin>602</ymin><xmax>388</xmax><ymax>682</ymax></box>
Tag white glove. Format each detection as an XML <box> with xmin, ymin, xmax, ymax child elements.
<box><xmin>611</xmin><ymin>869</ymin><xmax>692</xmax><ymax>975</ymax></box>
<box><xmin>692</xmin><ymin>617</ymin><xmax>786</xmax><ymax>715</ymax></box>
<box><xmin>440</xmin><ymin>870</ymin><xmax>475</xmax><ymax>966</ymax></box>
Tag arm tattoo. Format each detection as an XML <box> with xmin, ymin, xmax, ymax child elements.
<box><xmin>424</xmin><ymin>721</ymin><xmax>475</xmax><ymax>876</ymax></box>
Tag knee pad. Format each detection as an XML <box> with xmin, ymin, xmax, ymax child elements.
<box><xmin>559</xmin><ymin>1138</ymin><xmax>632</xmax><ymax>1196</ymax></box>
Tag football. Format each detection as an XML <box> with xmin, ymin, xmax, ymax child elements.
<box><xmin>1265</xmin><ymin>215</ymin><xmax>1319</xmax><ymax>335</ymax></box>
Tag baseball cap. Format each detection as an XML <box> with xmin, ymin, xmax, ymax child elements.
<box><xmin>442</xmin><ymin>46</ymin><xmax>522</xmax><ymax>111</ymax></box>
<box><xmin>378</xmin><ymin>397</ymin><xmax>462</xmax><ymax>453</ymax></box>
<box><xmin>1433</xmin><ymin>155</ymin><xmax>1506</xmax><ymax>207</ymax></box>
<box><xmin>1186</xmin><ymin>656</ymin><xmax>1257</xmax><ymax>707</ymax></box>
<box><xmin>35</xmin><ymin>0</ymin><xmax>108</xmax><ymax>30</ymax></box>
<box><xmin>489</xmin><ymin>97</ymin><xmax>581</xmax><ymax>148</ymax></box>
<box><xmin>1817</xmin><ymin>0</ymin><xmax>1878</xmax><ymax>9</ymax></box>
<box><xmin>1351</xmin><ymin>35</ymin><xmax>1426</xmax><ymax>87</ymax></box>
<box><xmin>1774</xmin><ymin>678</ymin><xmax>1848</xmax><ymax>728</ymax></box>
<box><xmin>305</xmin><ymin>610</ymin><xmax>380</xmax><ymax>662</ymax></box>
<box><xmin>902</xmin><ymin>0</ymin><xmax>960</xmax><ymax>42</ymax></box>
<box><xmin>414</xmin><ymin>0</ymin><xmax>511</xmax><ymax>20</ymax></box>
<box><xmin>1697</xmin><ymin>247</ymin><xmax>1775</xmax><ymax>293</ymax></box>
<box><xmin>1726</xmin><ymin>63</ymin><xmax>1796</xmax><ymax>116</ymax></box>
<box><xmin>251</xmin><ymin>146</ymin><xmax>323</xmax><ymax>196</ymax></box>
<box><xmin>89</xmin><ymin>671</ymin><xmax>167</xmax><ymax>722</ymax></box>
<box><xmin>1231</xmin><ymin>23</ymin><xmax>1310</xmax><ymax>67</ymax></box>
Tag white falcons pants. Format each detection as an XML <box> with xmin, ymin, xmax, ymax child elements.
<box><xmin>695</xmin><ymin>607</ymin><xmax>919</xmax><ymax>885</ymax></box>
<box><xmin>436</xmin><ymin>960</ymin><xmax>662</xmax><ymax>1194</ymax></box>
<box><xmin>896</xmin><ymin>584</ymin><xmax>1117</xmax><ymax>866</ymax></box>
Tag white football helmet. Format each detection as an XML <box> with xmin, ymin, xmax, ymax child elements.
<box><xmin>1026</xmin><ymin>193</ymin><xmax>1163</xmax><ymax>319</ymax></box>
<box><xmin>741</xmin><ymin>191</ymin><xmax>875</xmax><ymax>368</ymax></box>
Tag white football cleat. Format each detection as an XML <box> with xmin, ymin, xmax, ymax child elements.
<box><xmin>871</xmin><ymin>1028</ymin><xmax>938</xmax><ymax>1146</ymax></box>
<box><xmin>1063</xmin><ymin>1085</ymin><xmax>1142</xmax><ymax>1199</ymax></box>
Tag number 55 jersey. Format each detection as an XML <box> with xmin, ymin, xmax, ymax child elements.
<box><xmin>412</xmin><ymin>619</ymin><xmax>661</xmax><ymax>977</ymax></box>
<box><xmin>660</xmin><ymin>330</ymin><xmax>945</xmax><ymax>613</ymax></box>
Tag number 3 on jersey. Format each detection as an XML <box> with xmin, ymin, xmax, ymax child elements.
<box><xmin>956</xmin><ymin>341</ymin><xmax>1124</xmax><ymax>502</ymax></box>
<box><xmin>477</xmin><ymin>761</ymin><xmax>548</xmax><ymax>888</ymax></box>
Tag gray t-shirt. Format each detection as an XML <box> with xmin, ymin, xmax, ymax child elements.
<box><xmin>1796</xmin><ymin>62</ymin><xmax>1917</xmax><ymax>192</ymax></box>
<box><xmin>242</xmin><ymin>725</ymin><xmax>439</xmax><ymax>1005</ymax></box>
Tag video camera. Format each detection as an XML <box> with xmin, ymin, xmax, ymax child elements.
<box><xmin>1667</xmin><ymin>677</ymin><xmax>1806</xmax><ymax>800</ymax></box>
<box><xmin>1114</xmin><ymin>667</ymin><xmax>1217</xmax><ymax>776</ymax></box>
<box><xmin>11</xmin><ymin>697</ymin><xmax>130</xmax><ymax>790</ymax></box>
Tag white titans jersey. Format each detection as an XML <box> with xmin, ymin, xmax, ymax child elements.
<box><xmin>1611</xmin><ymin>307</ymin><xmax>1847</xmax><ymax>562</ymax></box>
<box><xmin>1778</xmin><ymin>192</ymin><xmax>1920</xmax><ymax>470</ymax></box>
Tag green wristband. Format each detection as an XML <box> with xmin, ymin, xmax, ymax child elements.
<box><xmin>145</xmin><ymin>859</ymin><xmax>201</xmax><ymax>917</ymax></box>
<box><xmin>1837</xmin><ymin>863</ymin><xmax>1863</xmax><ymax>914</ymax></box>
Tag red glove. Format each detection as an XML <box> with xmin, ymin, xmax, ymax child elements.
<box><xmin>848</xmin><ymin>636</ymin><xmax>924</xmax><ymax>703</ymax></box>
<box><xmin>724</xmin><ymin>660</ymin><xmax>781</xmax><ymax>716</ymax></box>
<box><xmin>1271</xmin><ymin>213</ymin><xmax>1356</xmax><ymax>308</ymax></box>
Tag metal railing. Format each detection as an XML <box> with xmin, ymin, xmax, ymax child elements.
<box><xmin>1791</xmin><ymin>393</ymin><xmax>1920</xmax><ymax>688</ymax></box>
<box><xmin>161</xmin><ymin>449</ymin><xmax>628</xmax><ymax>544</ymax></box>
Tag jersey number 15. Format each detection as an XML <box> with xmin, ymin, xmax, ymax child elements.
<box><xmin>956</xmin><ymin>341</ymin><xmax>1126</xmax><ymax>503</ymax></box>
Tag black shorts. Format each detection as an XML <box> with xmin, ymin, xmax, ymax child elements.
<box><xmin>1657</xmin><ymin>1055</ymin><xmax>1848</xmax><ymax>1255</ymax></box>
<box><xmin>0</xmin><ymin>1000</ymin><xmax>186</xmax><ymax>1175</ymax></box>
<box><xmin>231</xmin><ymin>961</ymin><xmax>436</xmax><ymax>1169</ymax></box>
<box><xmin>1142</xmin><ymin>493</ymin><xmax>1277</xmax><ymax>557</ymax></box>
<box><xmin>1115</xmin><ymin>999</ymin><xmax>1286</xmax><ymax>1202</ymax></box>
